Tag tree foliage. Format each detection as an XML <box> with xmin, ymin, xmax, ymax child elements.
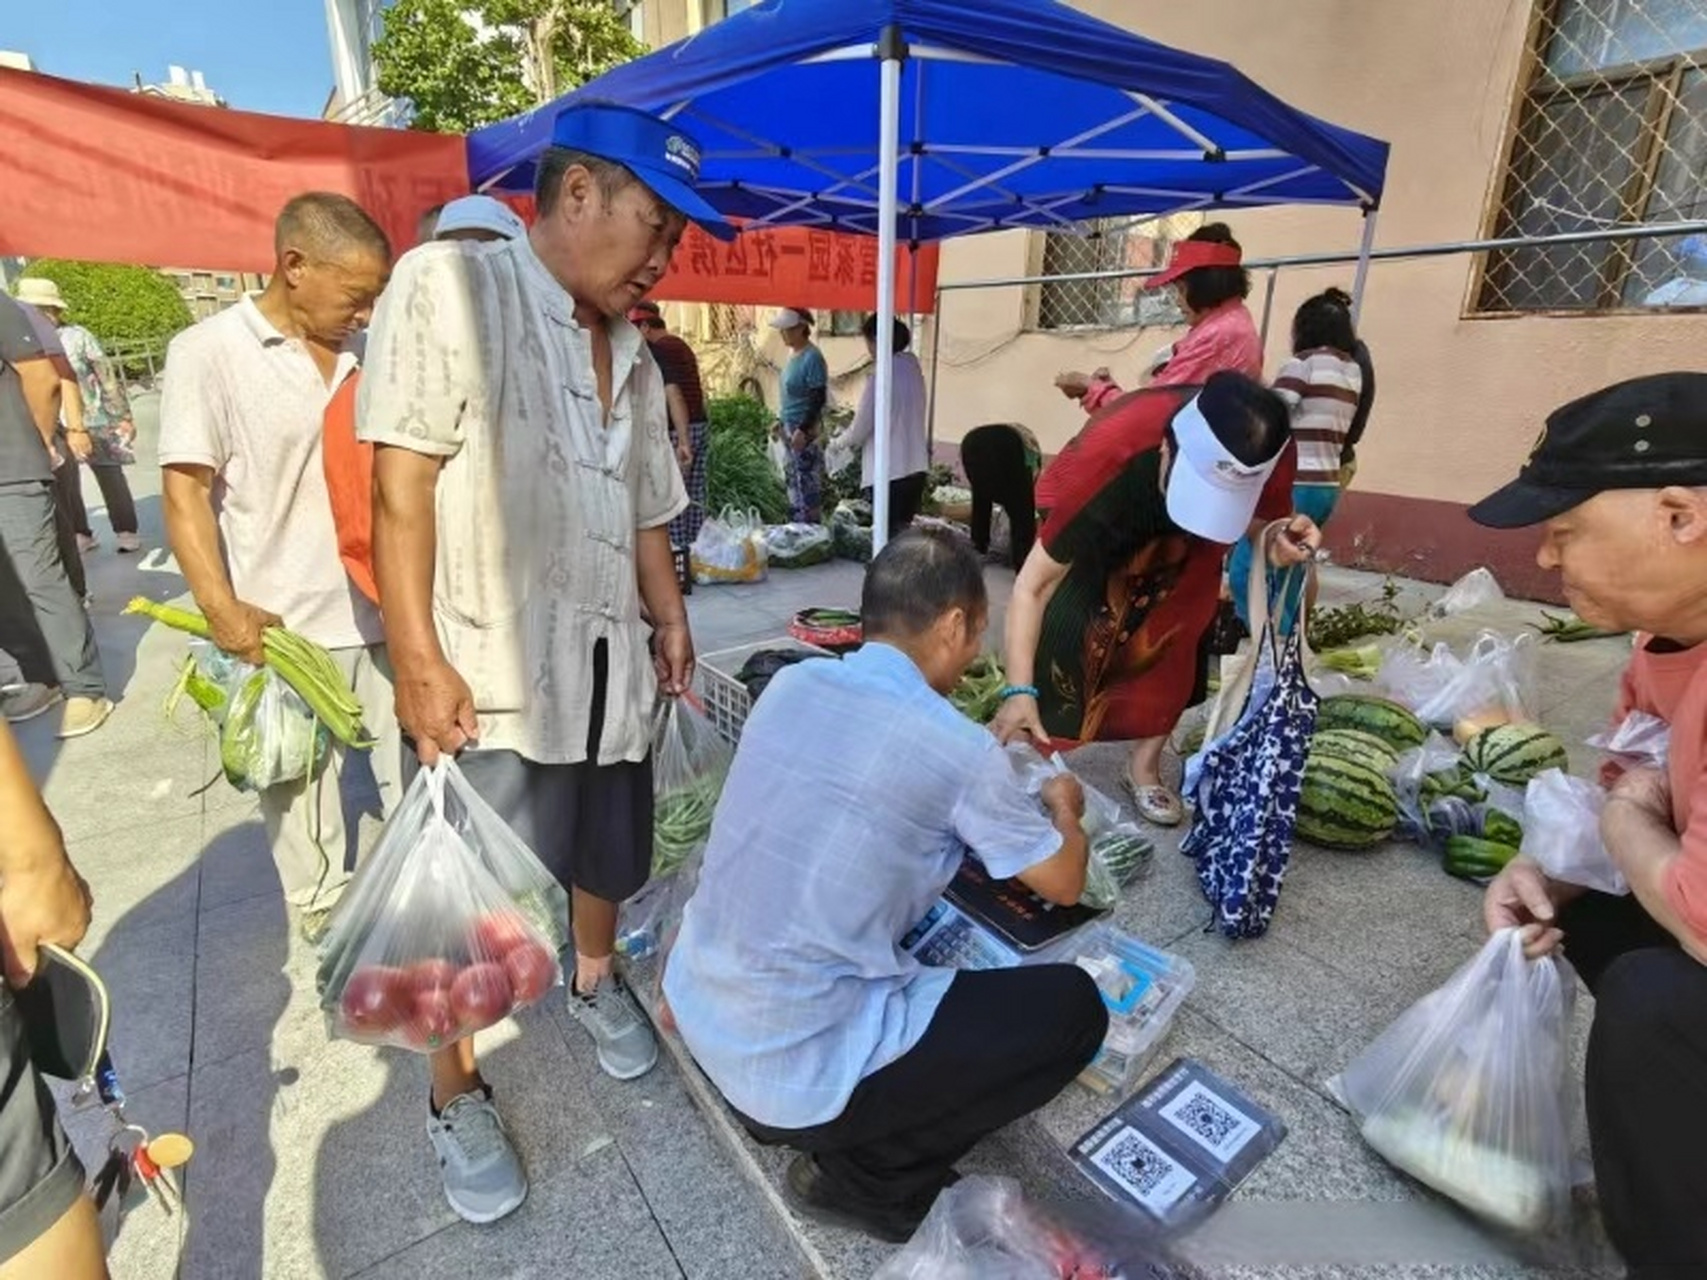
<box><xmin>20</xmin><ymin>261</ymin><xmax>193</xmax><ymax>351</ymax></box>
<box><xmin>374</xmin><ymin>0</ymin><xmax>646</xmax><ymax>134</ymax></box>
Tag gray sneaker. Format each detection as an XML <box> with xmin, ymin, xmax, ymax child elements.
<box><xmin>2</xmin><ymin>684</ymin><xmax>61</xmax><ymax>724</ymax></box>
<box><xmin>567</xmin><ymin>973</ymin><xmax>658</xmax><ymax>1081</ymax></box>
<box><xmin>427</xmin><ymin>1090</ymin><xmax>528</xmax><ymax>1225</ymax></box>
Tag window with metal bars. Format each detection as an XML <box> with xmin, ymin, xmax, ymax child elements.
<box><xmin>1480</xmin><ymin>0</ymin><xmax>1707</xmax><ymax>312</ymax></box>
<box><xmin>1034</xmin><ymin>217</ymin><xmax>1191</xmax><ymax>331</ymax></box>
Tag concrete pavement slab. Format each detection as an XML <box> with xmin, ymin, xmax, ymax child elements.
<box><xmin>70</xmin><ymin>812</ymin><xmax>204</xmax><ymax>953</ymax></box>
<box><xmin>88</xmin><ymin>911</ymin><xmax>198</xmax><ymax>1095</ymax></box>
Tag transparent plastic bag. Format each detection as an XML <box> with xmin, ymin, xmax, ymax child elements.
<box><xmin>218</xmin><ymin>665</ymin><xmax>331</xmax><ymax>792</ymax></box>
<box><xmin>1587</xmin><ymin>710</ymin><xmax>1671</xmax><ymax>772</ymax></box>
<box><xmin>652</xmin><ymin>695</ymin><xmax>734</xmax><ymax>879</ymax></box>
<box><xmin>1004</xmin><ymin>744</ymin><xmax>1124</xmax><ymax>909</ymax></box>
<box><xmin>1522</xmin><ymin>768</ymin><xmax>1627</xmax><ymax>895</ymax></box>
<box><xmin>1381</xmin><ymin>632</ymin><xmax>1538</xmax><ymax>730</ymax></box>
<box><xmin>874</xmin><ymin>1177</ymin><xmax>1125</xmax><ymax>1280</ymax></box>
<box><xmin>1428</xmin><ymin>568</ymin><xmax>1505</xmax><ymax>619</ymax></box>
<box><xmin>760</xmin><ymin>522</ymin><xmax>833</xmax><ymax>569</ymax></box>
<box><xmin>690</xmin><ymin>506</ymin><xmax>768</xmax><ymax>584</ymax></box>
<box><xmin>1391</xmin><ymin>735</ymin><xmax>1465</xmax><ymax>842</ymax></box>
<box><xmin>1331</xmin><ymin>929</ymin><xmax>1578</xmax><ymax>1235</ymax></box>
<box><xmin>316</xmin><ymin>760</ymin><xmax>569</xmax><ymax>1053</ymax></box>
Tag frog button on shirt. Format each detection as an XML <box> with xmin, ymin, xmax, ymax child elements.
<box><xmin>357</xmin><ymin>238</ymin><xmax>686</xmax><ymax>766</ymax></box>
<box><xmin>662</xmin><ymin>642</ymin><xmax>1066</xmax><ymax>1131</ymax></box>
<box><xmin>157</xmin><ymin>296</ymin><xmax>381</xmax><ymax>650</ymax></box>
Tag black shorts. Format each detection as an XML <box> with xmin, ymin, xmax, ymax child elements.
<box><xmin>408</xmin><ymin>640</ymin><xmax>654</xmax><ymax>904</ymax></box>
<box><xmin>0</xmin><ymin>993</ymin><xmax>84</xmax><ymax>1265</ymax></box>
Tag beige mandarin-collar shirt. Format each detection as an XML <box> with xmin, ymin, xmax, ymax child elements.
<box><xmin>356</xmin><ymin>237</ymin><xmax>686</xmax><ymax>766</ymax></box>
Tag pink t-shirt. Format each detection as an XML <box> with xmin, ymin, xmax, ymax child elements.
<box><xmin>1081</xmin><ymin>301</ymin><xmax>1265</xmax><ymax>412</ymax></box>
<box><xmin>1606</xmin><ymin>639</ymin><xmax>1707</xmax><ymax>935</ymax></box>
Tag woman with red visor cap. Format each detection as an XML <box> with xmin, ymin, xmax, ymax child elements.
<box><xmin>1055</xmin><ymin>224</ymin><xmax>1262</xmax><ymax>409</ymax></box>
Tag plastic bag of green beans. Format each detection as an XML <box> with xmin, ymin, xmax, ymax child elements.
<box><xmin>650</xmin><ymin>694</ymin><xmax>734</xmax><ymax>879</ymax></box>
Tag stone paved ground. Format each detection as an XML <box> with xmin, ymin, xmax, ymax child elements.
<box><xmin>26</xmin><ymin>392</ymin><xmax>1630</xmax><ymax>1278</ymax></box>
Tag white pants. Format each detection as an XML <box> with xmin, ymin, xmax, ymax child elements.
<box><xmin>258</xmin><ymin>644</ymin><xmax>401</xmax><ymax>913</ymax></box>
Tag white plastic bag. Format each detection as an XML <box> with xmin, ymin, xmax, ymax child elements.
<box><xmin>1390</xmin><ymin>735</ymin><xmax>1466</xmax><ymax>842</ymax></box>
<box><xmin>690</xmin><ymin>506</ymin><xmax>768</xmax><ymax>584</ymax></box>
<box><xmin>1381</xmin><ymin>632</ymin><xmax>1538</xmax><ymax>730</ymax></box>
<box><xmin>316</xmin><ymin>760</ymin><xmax>570</xmax><ymax>1052</ymax></box>
<box><xmin>1003</xmin><ymin>744</ymin><xmax>1124</xmax><ymax>909</ymax></box>
<box><xmin>1587</xmin><ymin>710</ymin><xmax>1671</xmax><ymax>772</ymax></box>
<box><xmin>1522</xmin><ymin>768</ymin><xmax>1627</xmax><ymax>895</ymax></box>
<box><xmin>1428</xmin><ymin>568</ymin><xmax>1505</xmax><ymax>619</ymax></box>
<box><xmin>1332</xmin><ymin>929</ymin><xmax>1579</xmax><ymax>1234</ymax></box>
<box><xmin>874</xmin><ymin>1177</ymin><xmax>1119</xmax><ymax>1280</ymax></box>
<box><xmin>766</xmin><ymin>433</ymin><xmax>789</xmax><ymax>481</ymax></box>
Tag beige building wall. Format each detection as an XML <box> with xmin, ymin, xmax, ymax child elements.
<box><xmin>904</xmin><ymin>0</ymin><xmax>1707</xmax><ymax>511</ymax></box>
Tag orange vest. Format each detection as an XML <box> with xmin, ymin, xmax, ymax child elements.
<box><xmin>322</xmin><ymin>372</ymin><xmax>379</xmax><ymax>606</ymax></box>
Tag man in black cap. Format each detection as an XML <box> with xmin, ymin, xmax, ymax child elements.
<box><xmin>1470</xmin><ymin>371</ymin><xmax>1707</xmax><ymax>1275</ymax></box>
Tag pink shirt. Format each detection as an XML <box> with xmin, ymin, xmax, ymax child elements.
<box><xmin>1081</xmin><ymin>301</ymin><xmax>1265</xmax><ymax>412</ymax></box>
<box><xmin>1606</xmin><ymin>639</ymin><xmax>1707</xmax><ymax>936</ymax></box>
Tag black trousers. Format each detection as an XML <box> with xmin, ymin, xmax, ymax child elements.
<box><xmin>54</xmin><ymin>451</ymin><xmax>137</xmax><ymax>538</ymax></box>
<box><xmin>860</xmin><ymin>472</ymin><xmax>928</xmax><ymax>539</ymax></box>
<box><xmin>1558</xmin><ymin>891</ymin><xmax>1707</xmax><ymax>1277</ymax></box>
<box><xmin>737</xmin><ymin>964</ymin><xmax>1107</xmax><ymax>1212</ymax></box>
<box><xmin>959</xmin><ymin>424</ymin><xmax>1037</xmax><ymax>569</ymax></box>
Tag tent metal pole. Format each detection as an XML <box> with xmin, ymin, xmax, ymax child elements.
<box><xmin>872</xmin><ymin>42</ymin><xmax>903</xmax><ymax>554</ymax></box>
<box><xmin>1351</xmin><ymin>209</ymin><xmax>1378</xmax><ymax>324</ymax></box>
<box><xmin>926</xmin><ymin>286</ymin><xmax>943</xmax><ymax>465</ymax></box>
<box><xmin>1258</xmin><ymin>267</ymin><xmax>1279</xmax><ymax>350</ymax></box>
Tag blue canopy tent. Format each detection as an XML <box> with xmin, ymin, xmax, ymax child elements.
<box><xmin>468</xmin><ymin>0</ymin><xmax>1389</xmax><ymax>549</ymax></box>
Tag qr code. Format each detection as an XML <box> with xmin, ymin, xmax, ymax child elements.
<box><xmin>1089</xmin><ymin>1127</ymin><xmax>1195</xmax><ymax>1213</ymax></box>
<box><xmin>1159</xmin><ymin>1080</ymin><xmax>1260</xmax><ymax>1162</ymax></box>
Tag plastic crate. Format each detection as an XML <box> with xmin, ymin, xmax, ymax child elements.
<box><xmin>696</xmin><ymin>636</ymin><xmax>832</xmax><ymax>747</ymax></box>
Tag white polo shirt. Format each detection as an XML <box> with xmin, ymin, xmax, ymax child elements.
<box><xmin>356</xmin><ymin>237</ymin><xmax>686</xmax><ymax>766</ymax></box>
<box><xmin>158</xmin><ymin>298</ymin><xmax>382</xmax><ymax>650</ymax></box>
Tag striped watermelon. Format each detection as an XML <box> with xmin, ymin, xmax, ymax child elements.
<box><xmin>1463</xmin><ymin>724</ymin><xmax>1568</xmax><ymax>785</ymax></box>
<box><xmin>1296</xmin><ymin>753</ymin><xmax>1400</xmax><ymax>850</ymax></box>
<box><xmin>1316</xmin><ymin>695</ymin><xmax>1428</xmax><ymax>753</ymax></box>
<box><xmin>1308</xmin><ymin>728</ymin><xmax>1399</xmax><ymax>770</ymax></box>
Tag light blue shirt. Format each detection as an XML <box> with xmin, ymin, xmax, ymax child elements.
<box><xmin>664</xmin><ymin>643</ymin><xmax>1062</xmax><ymax>1129</ymax></box>
<box><xmin>779</xmin><ymin>343</ymin><xmax>827</xmax><ymax>434</ymax></box>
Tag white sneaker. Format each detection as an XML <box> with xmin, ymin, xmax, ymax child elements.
<box><xmin>2</xmin><ymin>684</ymin><xmax>62</xmax><ymax>724</ymax></box>
<box><xmin>567</xmin><ymin>972</ymin><xmax>658</xmax><ymax>1081</ymax></box>
<box><xmin>427</xmin><ymin>1089</ymin><xmax>528</xmax><ymax>1225</ymax></box>
<box><xmin>115</xmin><ymin>532</ymin><xmax>141</xmax><ymax>554</ymax></box>
<box><xmin>76</xmin><ymin>534</ymin><xmax>98</xmax><ymax>555</ymax></box>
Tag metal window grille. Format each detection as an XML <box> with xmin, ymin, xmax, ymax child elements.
<box><xmin>1480</xmin><ymin>0</ymin><xmax>1707</xmax><ymax>312</ymax></box>
<box><xmin>1035</xmin><ymin>215</ymin><xmax>1197</xmax><ymax>330</ymax></box>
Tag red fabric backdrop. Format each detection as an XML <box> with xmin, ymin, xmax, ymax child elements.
<box><xmin>0</xmin><ymin>69</ymin><xmax>467</xmax><ymax>270</ymax></box>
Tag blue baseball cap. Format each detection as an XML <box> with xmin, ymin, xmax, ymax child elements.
<box><xmin>551</xmin><ymin>102</ymin><xmax>736</xmax><ymax>242</ymax></box>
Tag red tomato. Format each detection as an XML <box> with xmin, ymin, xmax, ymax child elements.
<box><xmin>503</xmin><ymin>942</ymin><xmax>557</xmax><ymax>1005</ymax></box>
<box><xmin>450</xmin><ymin>962</ymin><xmax>514</xmax><ymax>1031</ymax></box>
<box><xmin>339</xmin><ymin>965</ymin><xmax>409</xmax><ymax>1036</ymax></box>
<box><xmin>469</xmin><ymin>912</ymin><xmax>535</xmax><ymax>962</ymax></box>
<box><xmin>407</xmin><ymin>958</ymin><xmax>459</xmax><ymax>996</ymax></box>
<box><xmin>409</xmin><ymin>987</ymin><xmax>461</xmax><ymax>1050</ymax></box>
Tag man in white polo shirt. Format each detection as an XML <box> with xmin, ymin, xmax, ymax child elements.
<box><xmin>159</xmin><ymin>193</ymin><xmax>398</xmax><ymax>940</ymax></box>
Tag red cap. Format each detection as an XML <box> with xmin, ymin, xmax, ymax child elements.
<box><xmin>1145</xmin><ymin>239</ymin><xmax>1243</xmax><ymax>290</ymax></box>
<box><xmin>628</xmin><ymin>301</ymin><xmax>662</xmax><ymax>325</ymax></box>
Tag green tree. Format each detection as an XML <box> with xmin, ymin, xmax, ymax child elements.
<box><xmin>374</xmin><ymin>0</ymin><xmax>646</xmax><ymax>134</ymax></box>
<box><xmin>20</xmin><ymin>261</ymin><xmax>193</xmax><ymax>353</ymax></box>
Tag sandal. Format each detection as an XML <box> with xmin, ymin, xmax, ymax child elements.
<box><xmin>1124</xmin><ymin>778</ymin><xmax>1184</xmax><ymax>827</ymax></box>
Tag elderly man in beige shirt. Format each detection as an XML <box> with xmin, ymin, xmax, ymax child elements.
<box><xmin>358</xmin><ymin>102</ymin><xmax>734</xmax><ymax>1225</ymax></box>
<box><xmin>158</xmin><ymin>194</ymin><xmax>399</xmax><ymax>932</ymax></box>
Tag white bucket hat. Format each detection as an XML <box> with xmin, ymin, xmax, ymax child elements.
<box><xmin>15</xmin><ymin>278</ymin><xmax>67</xmax><ymax>312</ymax></box>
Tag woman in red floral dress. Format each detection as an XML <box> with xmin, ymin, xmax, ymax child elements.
<box><xmin>993</xmin><ymin>373</ymin><xmax>1320</xmax><ymax>826</ymax></box>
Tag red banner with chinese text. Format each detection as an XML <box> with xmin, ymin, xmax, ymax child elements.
<box><xmin>0</xmin><ymin>68</ymin><xmax>467</xmax><ymax>272</ymax></box>
<box><xmin>656</xmin><ymin>225</ymin><xmax>939</xmax><ymax>313</ymax></box>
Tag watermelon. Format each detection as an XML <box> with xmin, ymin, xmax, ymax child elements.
<box><xmin>1316</xmin><ymin>695</ymin><xmax>1428</xmax><ymax>752</ymax></box>
<box><xmin>1092</xmin><ymin>830</ymin><xmax>1153</xmax><ymax>887</ymax></box>
<box><xmin>1296</xmin><ymin>753</ymin><xmax>1400</xmax><ymax>851</ymax></box>
<box><xmin>1463</xmin><ymin>724</ymin><xmax>1569</xmax><ymax>786</ymax></box>
<box><xmin>1308</xmin><ymin>728</ymin><xmax>1399</xmax><ymax>770</ymax></box>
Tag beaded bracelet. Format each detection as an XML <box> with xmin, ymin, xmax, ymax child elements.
<box><xmin>998</xmin><ymin>684</ymin><xmax>1039</xmax><ymax>701</ymax></box>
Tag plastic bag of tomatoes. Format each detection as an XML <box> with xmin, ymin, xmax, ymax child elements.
<box><xmin>315</xmin><ymin>759</ymin><xmax>571</xmax><ymax>1052</ymax></box>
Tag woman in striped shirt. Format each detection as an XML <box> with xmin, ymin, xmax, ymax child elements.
<box><xmin>1228</xmin><ymin>288</ymin><xmax>1364</xmax><ymax>633</ymax></box>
